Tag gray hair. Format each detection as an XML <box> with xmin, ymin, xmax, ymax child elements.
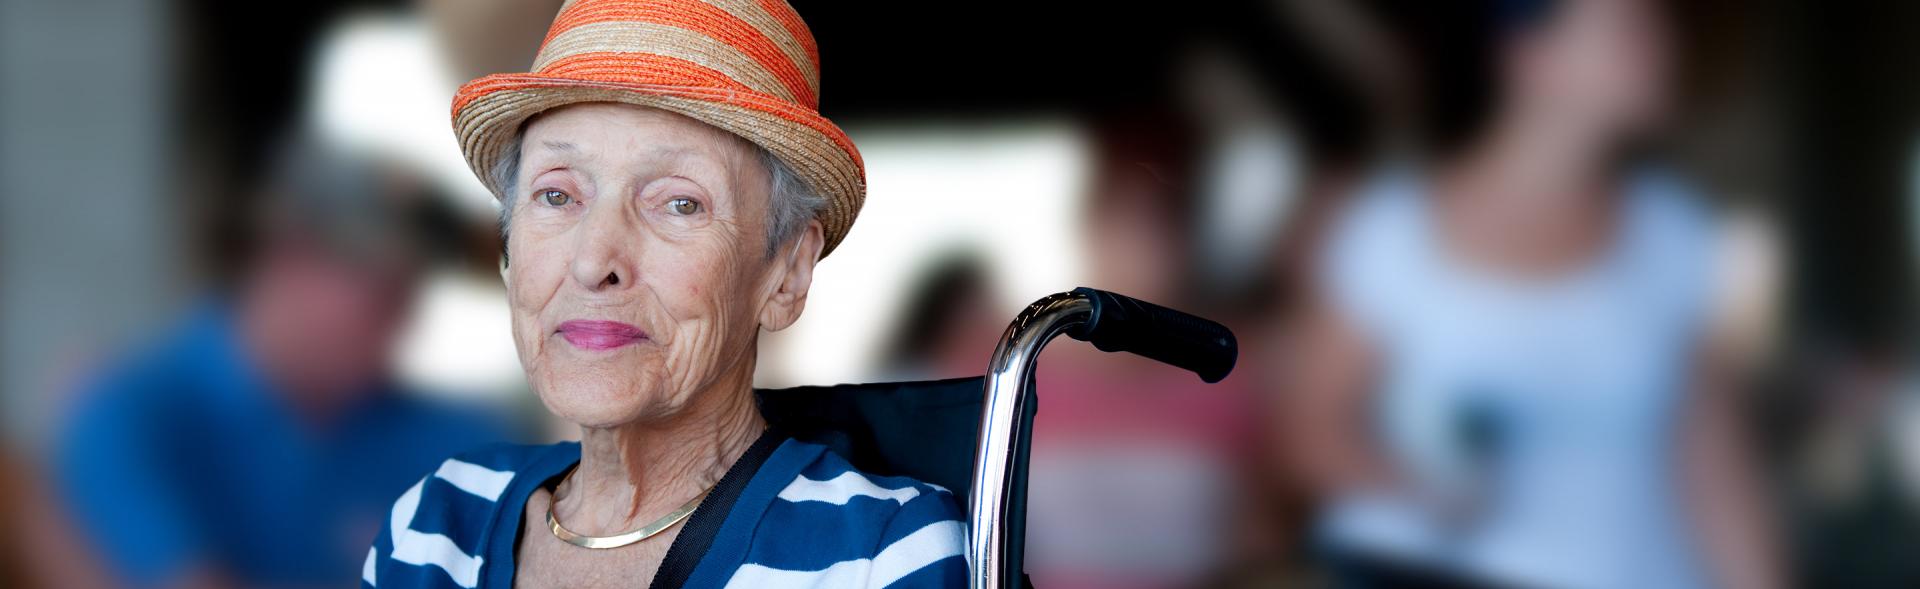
<box><xmin>492</xmin><ymin>133</ymin><xmax>825</xmax><ymax>260</ymax></box>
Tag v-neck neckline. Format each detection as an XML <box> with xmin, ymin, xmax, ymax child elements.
<box><xmin>480</xmin><ymin>431</ymin><xmax>804</xmax><ymax>588</ymax></box>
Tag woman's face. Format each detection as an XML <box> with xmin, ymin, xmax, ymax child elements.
<box><xmin>502</xmin><ymin>103</ymin><xmax>804</xmax><ymax>428</ymax></box>
<box><xmin>1507</xmin><ymin>0</ymin><xmax>1675</xmax><ymax>137</ymax></box>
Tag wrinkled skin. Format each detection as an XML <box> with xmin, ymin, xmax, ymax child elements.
<box><xmin>503</xmin><ymin>102</ymin><xmax>820</xmax><ymax>431</ymax></box>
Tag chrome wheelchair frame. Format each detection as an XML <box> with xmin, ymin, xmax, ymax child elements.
<box><xmin>965</xmin><ymin>288</ymin><xmax>1237</xmax><ymax>589</ymax></box>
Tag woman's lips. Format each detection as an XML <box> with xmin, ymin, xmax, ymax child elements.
<box><xmin>555</xmin><ymin>320</ymin><xmax>649</xmax><ymax>351</ymax></box>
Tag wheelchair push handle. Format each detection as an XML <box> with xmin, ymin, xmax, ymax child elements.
<box><xmin>1065</xmin><ymin>287</ymin><xmax>1238</xmax><ymax>383</ymax></box>
<box><xmin>970</xmin><ymin>288</ymin><xmax>1239</xmax><ymax>588</ymax></box>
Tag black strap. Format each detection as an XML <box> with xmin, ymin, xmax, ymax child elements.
<box><xmin>647</xmin><ymin>428</ymin><xmax>785</xmax><ymax>588</ymax></box>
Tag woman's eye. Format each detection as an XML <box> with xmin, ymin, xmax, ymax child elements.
<box><xmin>667</xmin><ymin>197</ymin><xmax>701</xmax><ymax>215</ymax></box>
<box><xmin>540</xmin><ymin>190</ymin><xmax>572</xmax><ymax>207</ymax></box>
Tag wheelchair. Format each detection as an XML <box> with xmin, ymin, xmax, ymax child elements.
<box><xmin>754</xmin><ymin>287</ymin><xmax>1239</xmax><ymax>589</ymax></box>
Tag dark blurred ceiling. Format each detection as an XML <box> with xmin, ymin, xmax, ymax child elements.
<box><xmin>791</xmin><ymin>0</ymin><xmax>1372</xmax><ymax>159</ymax></box>
<box><xmin>794</xmin><ymin>1</ymin><xmax>1209</xmax><ymax>116</ymax></box>
<box><xmin>176</xmin><ymin>0</ymin><xmax>1920</xmax><ymax>349</ymax></box>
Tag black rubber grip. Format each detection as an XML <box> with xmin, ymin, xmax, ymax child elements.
<box><xmin>1066</xmin><ymin>287</ymin><xmax>1238</xmax><ymax>383</ymax></box>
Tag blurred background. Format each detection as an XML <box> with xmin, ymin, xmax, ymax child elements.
<box><xmin>3</xmin><ymin>0</ymin><xmax>1919</xmax><ymax>587</ymax></box>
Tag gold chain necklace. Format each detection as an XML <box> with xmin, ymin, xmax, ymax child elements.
<box><xmin>547</xmin><ymin>467</ymin><xmax>712</xmax><ymax>549</ymax></box>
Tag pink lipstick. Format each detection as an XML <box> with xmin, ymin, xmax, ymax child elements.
<box><xmin>556</xmin><ymin>320</ymin><xmax>648</xmax><ymax>351</ymax></box>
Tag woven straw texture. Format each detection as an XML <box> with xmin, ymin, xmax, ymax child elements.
<box><xmin>452</xmin><ymin>0</ymin><xmax>863</xmax><ymax>256</ymax></box>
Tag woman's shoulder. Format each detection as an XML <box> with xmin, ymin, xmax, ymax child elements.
<box><xmin>1312</xmin><ymin>165</ymin><xmax>1431</xmax><ymax>328</ymax></box>
<box><xmin>781</xmin><ymin>442</ymin><xmax>958</xmax><ymax>500</ymax></box>
<box><xmin>392</xmin><ymin>441</ymin><xmax>581</xmax><ymax>523</ymax></box>
<box><xmin>363</xmin><ymin>442</ymin><xmax>580</xmax><ymax>588</ymax></box>
<box><xmin>1327</xmin><ymin>165</ymin><xmax>1427</xmax><ymax>247</ymax></box>
<box><xmin>722</xmin><ymin>439</ymin><xmax>968</xmax><ymax>587</ymax></box>
<box><xmin>767</xmin><ymin>441</ymin><xmax>965</xmax><ymax>540</ymax></box>
<box><xmin>393</xmin><ymin>442</ymin><xmax>581</xmax><ymax>517</ymax></box>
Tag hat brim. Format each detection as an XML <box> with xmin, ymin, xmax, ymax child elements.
<box><xmin>453</xmin><ymin>74</ymin><xmax>865</xmax><ymax>257</ymax></box>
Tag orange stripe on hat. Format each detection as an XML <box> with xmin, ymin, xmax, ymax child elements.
<box><xmin>540</xmin><ymin>0</ymin><xmax>816</xmax><ymax>107</ymax></box>
<box><xmin>537</xmin><ymin>52</ymin><xmax>759</xmax><ymax>94</ymax></box>
<box><xmin>535</xmin><ymin>21</ymin><xmax>798</xmax><ymax>102</ymax></box>
<box><xmin>751</xmin><ymin>0</ymin><xmax>819</xmax><ymax>68</ymax></box>
<box><xmin>693</xmin><ymin>0</ymin><xmax>818</xmax><ymax>92</ymax></box>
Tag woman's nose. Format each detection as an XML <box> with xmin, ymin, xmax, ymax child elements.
<box><xmin>569</xmin><ymin>205</ymin><xmax>639</xmax><ymax>292</ymax></box>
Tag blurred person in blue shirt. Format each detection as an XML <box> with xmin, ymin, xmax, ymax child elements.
<box><xmin>1279</xmin><ymin>1</ymin><xmax>1781</xmax><ymax>588</ymax></box>
<box><xmin>47</xmin><ymin>136</ymin><xmax>512</xmax><ymax>589</ymax></box>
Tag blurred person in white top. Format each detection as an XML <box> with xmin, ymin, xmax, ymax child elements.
<box><xmin>1280</xmin><ymin>0</ymin><xmax>1781</xmax><ymax>588</ymax></box>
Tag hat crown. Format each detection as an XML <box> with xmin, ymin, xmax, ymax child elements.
<box><xmin>531</xmin><ymin>0</ymin><xmax>823</xmax><ymax>109</ymax></box>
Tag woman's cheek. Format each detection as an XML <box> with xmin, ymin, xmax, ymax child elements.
<box><xmin>505</xmin><ymin>235</ymin><xmax>566</xmax><ymax>361</ymax></box>
<box><xmin>648</xmin><ymin>245</ymin><xmax>721</xmax><ymax>316</ymax></box>
<box><xmin>647</xmin><ymin>263</ymin><xmax>727</xmax><ymax>391</ymax></box>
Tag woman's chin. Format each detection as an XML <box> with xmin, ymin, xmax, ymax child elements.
<box><xmin>533</xmin><ymin>376</ymin><xmax>660</xmax><ymax>429</ymax></box>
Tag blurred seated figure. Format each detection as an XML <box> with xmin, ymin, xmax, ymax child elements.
<box><xmin>878</xmin><ymin>253</ymin><xmax>1004</xmax><ymax>382</ymax></box>
<box><xmin>47</xmin><ymin>136</ymin><xmax>511</xmax><ymax>588</ymax></box>
<box><xmin>1283</xmin><ymin>1</ymin><xmax>1780</xmax><ymax>588</ymax></box>
<box><xmin>1022</xmin><ymin>121</ymin><xmax>1267</xmax><ymax>589</ymax></box>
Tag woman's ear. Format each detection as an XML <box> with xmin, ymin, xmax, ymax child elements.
<box><xmin>759</xmin><ymin>220</ymin><xmax>825</xmax><ymax>332</ymax></box>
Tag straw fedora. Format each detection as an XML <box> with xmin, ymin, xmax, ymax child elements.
<box><xmin>451</xmin><ymin>0</ymin><xmax>863</xmax><ymax>256</ymax></box>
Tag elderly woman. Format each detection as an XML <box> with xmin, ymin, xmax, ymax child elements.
<box><xmin>362</xmin><ymin>1</ymin><xmax>966</xmax><ymax>587</ymax></box>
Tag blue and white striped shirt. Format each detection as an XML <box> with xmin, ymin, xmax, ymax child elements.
<box><xmin>363</xmin><ymin>438</ymin><xmax>968</xmax><ymax>588</ymax></box>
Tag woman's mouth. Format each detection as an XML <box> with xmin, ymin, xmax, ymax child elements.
<box><xmin>555</xmin><ymin>320</ymin><xmax>649</xmax><ymax>351</ymax></box>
